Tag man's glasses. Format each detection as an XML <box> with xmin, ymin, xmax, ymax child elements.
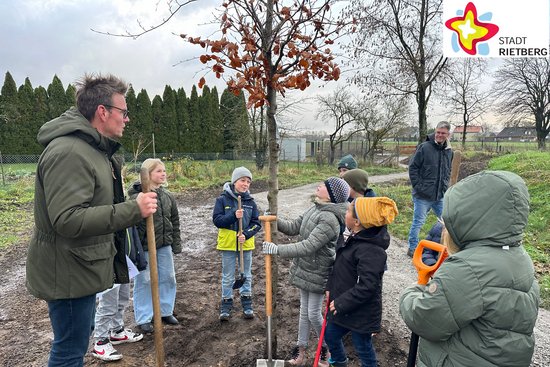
<box><xmin>103</xmin><ymin>104</ymin><xmax>129</xmax><ymax>118</ymax></box>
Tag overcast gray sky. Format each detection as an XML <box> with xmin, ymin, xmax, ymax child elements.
<box><xmin>0</xmin><ymin>0</ymin><xmax>457</xmax><ymax>133</ymax></box>
<box><xmin>0</xmin><ymin>1</ymin><xmax>226</xmax><ymax>95</ymax></box>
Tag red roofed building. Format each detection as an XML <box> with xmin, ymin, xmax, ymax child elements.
<box><xmin>452</xmin><ymin>125</ymin><xmax>483</xmax><ymax>141</ymax></box>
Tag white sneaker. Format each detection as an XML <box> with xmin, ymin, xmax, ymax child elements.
<box><xmin>92</xmin><ymin>339</ymin><xmax>123</xmax><ymax>361</ymax></box>
<box><xmin>110</xmin><ymin>328</ymin><xmax>144</xmax><ymax>345</ymax></box>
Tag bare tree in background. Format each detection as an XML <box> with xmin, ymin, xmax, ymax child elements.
<box><xmin>347</xmin><ymin>0</ymin><xmax>448</xmax><ymax>143</ymax></box>
<box><xmin>357</xmin><ymin>95</ymin><xmax>410</xmax><ymax>162</ymax></box>
<box><xmin>316</xmin><ymin>87</ymin><xmax>363</xmax><ymax>164</ymax></box>
<box><xmin>494</xmin><ymin>58</ymin><xmax>550</xmax><ymax>150</ymax></box>
<box><xmin>444</xmin><ymin>59</ymin><xmax>492</xmax><ymax>149</ymax></box>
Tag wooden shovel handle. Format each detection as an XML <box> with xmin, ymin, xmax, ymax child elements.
<box><xmin>238</xmin><ymin>196</ymin><xmax>244</xmax><ymax>272</ymax></box>
<box><xmin>140</xmin><ymin>168</ymin><xmax>165</xmax><ymax>367</ymax></box>
<box><xmin>259</xmin><ymin>215</ymin><xmax>277</xmax><ymax>317</ymax></box>
<box><xmin>450</xmin><ymin>150</ymin><xmax>462</xmax><ymax>186</ymax></box>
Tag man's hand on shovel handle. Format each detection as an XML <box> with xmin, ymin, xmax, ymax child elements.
<box><xmin>235</xmin><ymin>208</ymin><xmax>243</xmax><ymax>219</ymax></box>
<box><xmin>136</xmin><ymin>192</ymin><xmax>158</xmax><ymax>218</ymax></box>
<box><xmin>238</xmin><ymin>233</ymin><xmax>246</xmax><ymax>244</ymax></box>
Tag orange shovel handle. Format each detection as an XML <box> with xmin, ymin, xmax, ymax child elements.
<box><xmin>412</xmin><ymin>240</ymin><xmax>448</xmax><ymax>285</ymax></box>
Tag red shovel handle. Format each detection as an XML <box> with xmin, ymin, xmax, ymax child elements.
<box><xmin>412</xmin><ymin>240</ymin><xmax>448</xmax><ymax>285</ymax></box>
<box><xmin>313</xmin><ymin>296</ymin><xmax>331</xmax><ymax>367</ymax></box>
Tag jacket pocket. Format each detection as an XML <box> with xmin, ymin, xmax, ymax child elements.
<box><xmin>217</xmin><ymin>228</ymin><xmax>238</xmax><ymax>251</ymax></box>
<box><xmin>68</xmin><ymin>242</ymin><xmax>117</xmax><ymax>296</ymax></box>
<box><xmin>70</xmin><ymin>242</ymin><xmax>116</xmax><ymax>263</ymax></box>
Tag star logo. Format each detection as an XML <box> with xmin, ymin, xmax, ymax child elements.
<box><xmin>445</xmin><ymin>2</ymin><xmax>499</xmax><ymax>55</ymax></box>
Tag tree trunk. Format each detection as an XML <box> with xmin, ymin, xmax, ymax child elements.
<box><xmin>535</xmin><ymin>110</ymin><xmax>548</xmax><ymax>150</ymax></box>
<box><xmin>417</xmin><ymin>87</ymin><xmax>428</xmax><ymax>144</ymax></box>
<box><xmin>462</xmin><ymin>104</ymin><xmax>468</xmax><ymax>150</ymax></box>
<box><xmin>266</xmin><ymin>88</ymin><xmax>279</xmax><ymax>216</ymax></box>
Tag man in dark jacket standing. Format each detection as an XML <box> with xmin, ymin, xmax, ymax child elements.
<box><xmin>26</xmin><ymin>74</ymin><xmax>158</xmax><ymax>367</ymax></box>
<box><xmin>407</xmin><ymin>121</ymin><xmax>452</xmax><ymax>257</ymax></box>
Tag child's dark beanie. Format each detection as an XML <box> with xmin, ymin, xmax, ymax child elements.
<box><xmin>343</xmin><ymin>169</ymin><xmax>369</xmax><ymax>193</ymax></box>
<box><xmin>325</xmin><ymin>177</ymin><xmax>351</xmax><ymax>204</ymax></box>
<box><xmin>337</xmin><ymin>154</ymin><xmax>358</xmax><ymax>170</ymax></box>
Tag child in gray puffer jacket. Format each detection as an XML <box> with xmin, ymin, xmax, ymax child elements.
<box><xmin>262</xmin><ymin>177</ymin><xmax>350</xmax><ymax>367</ymax></box>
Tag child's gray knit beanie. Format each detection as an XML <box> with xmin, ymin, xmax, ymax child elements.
<box><xmin>231</xmin><ymin>166</ymin><xmax>252</xmax><ymax>184</ymax></box>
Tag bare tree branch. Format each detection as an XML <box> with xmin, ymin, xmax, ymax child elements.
<box><xmin>91</xmin><ymin>0</ymin><xmax>199</xmax><ymax>39</ymax></box>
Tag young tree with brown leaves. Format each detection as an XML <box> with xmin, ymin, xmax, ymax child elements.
<box><xmin>182</xmin><ymin>0</ymin><xmax>351</xmax><ymax>216</ymax></box>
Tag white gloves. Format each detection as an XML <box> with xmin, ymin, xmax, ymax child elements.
<box><xmin>262</xmin><ymin>241</ymin><xmax>278</xmax><ymax>255</ymax></box>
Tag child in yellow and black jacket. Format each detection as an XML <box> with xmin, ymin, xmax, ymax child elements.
<box><xmin>213</xmin><ymin>166</ymin><xmax>261</xmax><ymax>321</ymax></box>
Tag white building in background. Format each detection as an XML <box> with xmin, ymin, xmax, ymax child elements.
<box><xmin>280</xmin><ymin>137</ymin><xmax>306</xmax><ymax>161</ymax></box>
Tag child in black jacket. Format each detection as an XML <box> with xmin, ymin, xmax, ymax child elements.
<box><xmin>325</xmin><ymin>197</ymin><xmax>398</xmax><ymax>367</ymax></box>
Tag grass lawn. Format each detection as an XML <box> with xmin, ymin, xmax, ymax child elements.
<box><xmin>1</xmin><ymin>154</ymin><xmax>548</xmax><ymax>308</ymax></box>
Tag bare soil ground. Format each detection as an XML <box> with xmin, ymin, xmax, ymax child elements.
<box><xmin>1</xmin><ymin>155</ymin><xmax>549</xmax><ymax>367</ymax></box>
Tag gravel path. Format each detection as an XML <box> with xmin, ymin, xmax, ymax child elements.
<box><xmin>254</xmin><ymin>173</ymin><xmax>550</xmax><ymax>367</ymax></box>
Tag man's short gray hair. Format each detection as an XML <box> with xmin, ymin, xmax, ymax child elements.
<box><xmin>436</xmin><ymin>121</ymin><xmax>451</xmax><ymax>131</ymax></box>
<box><xmin>75</xmin><ymin>73</ymin><xmax>128</xmax><ymax>121</ymax></box>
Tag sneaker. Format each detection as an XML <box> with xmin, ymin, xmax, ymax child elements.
<box><xmin>318</xmin><ymin>346</ymin><xmax>330</xmax><ymax>367</ymax></box>
<box><xmin>241</xmin><ymin>295</ymin><xmax>254</xmax><ymax>319</ymax></box>
<box><xmin>327</xmin><ymin>357</ymin><xmax>349</xmax><ymax>367</ymax></box>
<box><xmin>110</xmin><ymin>328</ymin><xmax>143</xmax><ymax>345</ymax></box>
<box><xmin>219</xmin><ymin>298</ymin><xmax>233</xmax><ymax>321</ymax></box>
<box><xmin>92</xmin><ymin>338</ymin><xmax>123</xmax><ymax>361</ymax></box>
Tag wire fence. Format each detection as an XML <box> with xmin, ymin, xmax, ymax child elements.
<box><xmin>0</xmin><ymin>138</ymin><xmax>542</xmax><ymax>185</ymax></box>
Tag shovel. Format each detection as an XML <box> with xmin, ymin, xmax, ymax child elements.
<box><xmin>257</xmin><ymin>215</ymin><xmax>284</xmax><ymax>367</ymax></box>
<box><xmin>233</xmin><ymin>195</ymin><xmax>246</xmax><ymax>289</ymax></box>
<box><xmin>140</xmin><ymin>168</ymin><xmax>165</xmax><ymax>367</ymax></box>
<box><xmin>407</xmin><ymin>239</ymin><xmax>448</xmax><ymax>367</ymax></box>
<box><xmin>313</xmin><ymin>296</ymin><xmax>330</xmax><ymax>367</ymax></box>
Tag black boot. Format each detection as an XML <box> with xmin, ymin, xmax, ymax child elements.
<box><xmin>241</xmin><ymin>295</ymin><xmax>254</xmax><ymax>319</ymax></box>
<box><xmin>219</xmin><ymin>298</ymin><xmax>233</xmax><ymax>321</ymax></box>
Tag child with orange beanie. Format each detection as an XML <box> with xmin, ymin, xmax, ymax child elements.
<box><xmin>324</xmin><ymin>197</ymin><xmax>398</xmax><ymax>367</ymax></box>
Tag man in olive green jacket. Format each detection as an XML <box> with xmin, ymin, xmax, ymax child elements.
<box><xmin>400</xmin><ymin>171</ymin><xmax>540</xmax><ymax>367</ymax></box>
<box><xmin>26</xmin><ymin>74</ymin><xmax>157</xmax><ymax>367</ymax></box>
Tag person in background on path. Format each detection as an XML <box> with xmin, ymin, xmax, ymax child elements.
<box><xmin>262</xmin><ymin>177</ymin><xmax>350</xmax><ymax>367</ymax></box>
<box><xmin>213</xmin><ymin>166</ymin><xmax>261</xmax><ymax>321</ymax></box>
<box><xmin>407</xmin><ymin>121</ymin><xmax>453</xmax><ymax>257</ymax></box>
<box><xmin>325</xmin><ymin>197</ymin><xmax>398</xmax><ymax>367</ymax></box>
<box><xmin>337</xmin><ymin>154</ymin><xmax>358</xmax><ymax>177</ymax></box>
<box><xmin>26</xmin><ymin>74</ymin><xmax>158</xmax><ymax>367</ymax></box>
<box><xmin>421</xmin><ymin>220</ymin><xmax>444</xmax><ymax>266</ymax></box>
<box><xmin>129</xmin><ymin>158</ymin><xmax>181</xmax><ymax>333</ymax></box>
<box><xmin>91</xmin><ymin>226</ymin><xmax>147</xmax><ymax>361</ymax></box>
<box><xmin>341</xmin><ymin>169</ymin><xmax>376</xmax><ymax>241</ymax></box>
<box><xmin>400</xmin><ymin>171</ymin><xmax>540</xmax><ymax>367</ymax></box>
<box><xmin>342</xmin><ymin>168</ymin><xmax>376</xmax><ymax>200</ymax></box>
